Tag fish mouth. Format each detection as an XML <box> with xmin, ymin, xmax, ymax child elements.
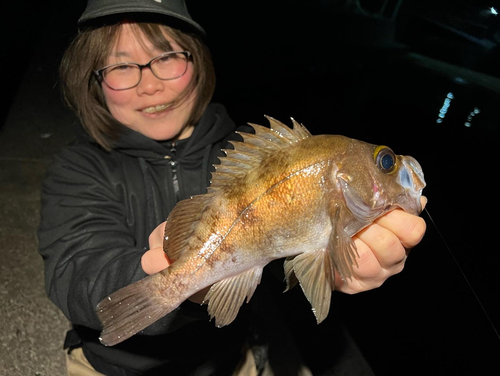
<box><xmin>142</xmin><ymin>103</ymin><xmax>171</xmax><ymax>114</ymax></box>
<box><xmin>398</xmin><ymin>156</ymin><xmax>426</xmax><ymax>214</ymax></box>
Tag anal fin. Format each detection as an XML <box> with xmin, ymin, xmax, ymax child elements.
<box><xmin>203</xmin><ymin>267</ymin><xmax>263</xmax><ymax>327</ymax></box>
<box><xmin>283</xmin><ymin>256</ymin><xmax>299</xmax><ymax>292</ymax></box>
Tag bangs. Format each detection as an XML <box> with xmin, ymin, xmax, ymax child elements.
<box><xmin>129</xmin><ymin>22</ymin><xmax>175</xmax><ymax>53</ymax></box>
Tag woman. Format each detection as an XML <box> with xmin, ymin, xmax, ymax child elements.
<box><xmin>38</xmin><ymin>0</ymin><xmax>426</xmax><ymax>374</ymax></box>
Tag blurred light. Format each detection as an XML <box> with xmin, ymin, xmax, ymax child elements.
<box><xmin>465</xmin><ymin>107</ymin><xmax>481</xmax><ymax>127</ymax></box>
<box><xmin>437</xmin><ymin>92</ymin><xmax>454</xmax><ymax>123</ymax></box>
<box><xmin>491</xmin><ymin>7</ymin><xmax>498</xmax><ymax>16</ymax></box>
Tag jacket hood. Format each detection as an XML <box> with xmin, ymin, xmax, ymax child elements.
<box><xmin>111</xmin><ymin>103</ymin><xmax>236</xmax><ymax>162</ymax></box>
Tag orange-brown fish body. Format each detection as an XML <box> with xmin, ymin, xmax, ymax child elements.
<box><xmin>97</xmin><ymin>117</ymin><xmax>425</xmax><ymax>346</ymax></box>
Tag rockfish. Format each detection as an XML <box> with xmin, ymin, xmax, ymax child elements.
<box><xmin>97</xmin><ymin>117</ymin><xmax>426</xmax><ymax>346</ymax></box>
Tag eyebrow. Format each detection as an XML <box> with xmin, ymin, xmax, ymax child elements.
<box><xmin>109</xmin><ymin>51</ymin><xmax>132</xmax><ymax>59</ymax></box>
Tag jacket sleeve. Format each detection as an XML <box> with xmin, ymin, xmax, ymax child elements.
<box><xmin>37</xmin><ymin>144</ymin><xmax>151</xmax><ymax>330</ymax></box>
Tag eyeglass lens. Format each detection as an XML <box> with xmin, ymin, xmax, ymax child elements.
<box><xmin>102</xmin><ymin>52</ymin><xmax>189</xmax><ymax>90</ymax></box>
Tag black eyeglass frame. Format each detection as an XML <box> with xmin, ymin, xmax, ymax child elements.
<box><xmin>93</xmin><ymin>51</ymin><xmax>192</xmax><ymax>91</ymax></box>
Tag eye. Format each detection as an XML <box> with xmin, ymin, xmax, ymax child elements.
<box><xmin>105</xmin><ymin>64</ymin><xmax>135</xmax><ymax>76</ymax></box>
<box><xmin>156</xmin><ymin>55</ymin><xmax>173</xmax><ymax>64</ymax></box>
<box><xmin>374</xmin><ymin>146</ymin><xmax>397</xmax><ymax>173</ymax></box>
<box><xmin>114</xmin><ymin>64</ymin><xmax>133</xmax><ymax>71</ymax></box>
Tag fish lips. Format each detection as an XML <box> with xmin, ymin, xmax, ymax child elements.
<box><xmin>397</xmin><ymin>156</ymin><xmax>426</xmax><ymax>214</ymax></box>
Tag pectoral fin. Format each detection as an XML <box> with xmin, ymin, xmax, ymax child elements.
<box><xmin>329</xmin><ymin>204</ymin><xmax>359</xmax><ymax>281</ymax></box>
<box><xmin>203</xmin><ymin>267</ymin><xmax>263</xmax><ymax>327</ymax></box>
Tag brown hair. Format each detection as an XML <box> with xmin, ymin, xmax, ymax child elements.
<box><xmin>60</xmin><ymin>19</ymin><xmax>215</xmax><ymax>150</ymax></box>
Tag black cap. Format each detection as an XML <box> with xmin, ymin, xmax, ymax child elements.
<box><xmin>78</xmin><ymin>0</ymin><xmax>204</xmax><ymax>34</ymax></box>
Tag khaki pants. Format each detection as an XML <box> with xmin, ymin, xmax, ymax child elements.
<box><xmin>66</xmin><ymin>348</ymin><xmax>105</xmax><ymax>376</ymax></box>
<box><xmin>66</xmin><ymin>346</ymin><xmax>312</xmax><ymax>376</ymax></box>
<box><xmin>233</xmin><ymin>347</ymin><xmax>312</xmax><ymax>376</ymax></box>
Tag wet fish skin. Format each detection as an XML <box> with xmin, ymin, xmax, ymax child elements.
<box><xmin>96</xmin><ymin>116</ymin><xmax>425</xmax><ymax>346</ymax></box>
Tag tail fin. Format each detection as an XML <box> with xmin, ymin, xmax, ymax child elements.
<box><xmin>96</xmin><ymin>273</ymin><xmax>173</xmax><ymax>346</ymax></box>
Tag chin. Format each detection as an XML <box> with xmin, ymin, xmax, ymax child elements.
<box><xmin>136</xmin><ymin>127</ymin><xmax>184</xmax><ymax>142</ymax></box>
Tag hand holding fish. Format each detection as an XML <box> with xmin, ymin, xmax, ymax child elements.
<box><xmin>337</xmin><ymin>198</ymin><xmax>427</xmax><ymax>294</ymax></box>
<box><xmin>141</xmin><ymin>222</ymin><xmax>170</xmax><ymax>275</ymax></box>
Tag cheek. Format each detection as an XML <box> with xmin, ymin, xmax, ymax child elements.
<box><xmin>102</xmin><ymin>88</ymin><xmax>134</xmax><ymax>121</ymax></box>
<box><xmin>174</xmin><ymin>63</ymin><xmax>195</xmax><ymax>93</ymax></box>
<box><xmin>103</xmin><ymin>88</ymin><xmax>133</xmax><ymax>107</ymax></box>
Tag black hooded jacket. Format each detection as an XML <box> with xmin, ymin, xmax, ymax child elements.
<box><xmin>38</xmin><ymin>104</ymin><xmax>254</xmax><ymax>375</ymax></box>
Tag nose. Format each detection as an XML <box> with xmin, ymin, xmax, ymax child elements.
<box><xmin>136</xmin><ymin>67</ymin><xmax>164</xmax><ymax>95</ymax></box>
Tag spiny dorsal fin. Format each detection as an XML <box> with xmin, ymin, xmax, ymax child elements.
<box><xmin>167</xmin><ymin>116</ymin><xmax>311</xmax><ymax>259</ymax></box>
<box><xmin>290</xmin><ymin>117</ymin><xmax>312</xmax><ymax>139</ymax></box>
<box><xmin>248</xmin><ymin>115</ymin><xmax>311</xmax><ymax>145</ymax></box>
<box><xmin>265</xmin><ymin>115</ymin><xmax>311</xmax><ymax>143</ymax></box>
<box><xmin>209</xmin><ymin>116</ymin><xmax>311</xmax><ymax>193</ymax></box>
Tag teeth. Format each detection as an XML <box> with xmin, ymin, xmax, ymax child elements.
<box><xmin>143</xmin><ymin>104</ymin><xmax>170</xmax><ymax>114</ymax></box>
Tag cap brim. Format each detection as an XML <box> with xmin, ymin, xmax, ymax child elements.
<box><xmin>78</xmin><ymin>6</ymin><xmax>205</xmax><ymax>35</ymax></box>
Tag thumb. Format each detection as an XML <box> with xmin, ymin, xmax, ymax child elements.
<box><xmin>141</xmin><ymin>247</ymin><xmax>171</xmax><ymax>275</ymax></box>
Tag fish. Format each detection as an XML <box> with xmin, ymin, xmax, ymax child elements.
<box><xmin>96</xmin><ymin>116</ymin><xmax>426</xmax><ymax>346</ymax></box>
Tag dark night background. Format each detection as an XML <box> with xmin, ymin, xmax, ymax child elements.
<box><xmin>2</xmin><ymin>0</ymin><xmax>499</xmax><ymax>374</ymax></box>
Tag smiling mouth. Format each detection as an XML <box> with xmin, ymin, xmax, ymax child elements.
<box><xmin>142</xmin><ymin>104</ymin><xmax>171</xmax><ymax>114</ymax></box>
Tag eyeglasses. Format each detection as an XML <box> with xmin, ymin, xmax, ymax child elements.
<box><xmin>94</xmin><ymin>51</ymin><xmax>191</xmax><ymax>91</ymax></box>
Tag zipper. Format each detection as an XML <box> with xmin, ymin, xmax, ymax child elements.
<box><xmin>166</xmin><ymin>143</ymin><xmax>180</xmax><ymax>201</ymax></box>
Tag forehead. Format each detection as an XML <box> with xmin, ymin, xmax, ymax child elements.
<box><xmin>111</xmin><ymin>23</ymin><xmax>175</xmax><ymax>54</ymax></box>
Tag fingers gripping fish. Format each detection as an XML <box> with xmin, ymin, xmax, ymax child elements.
<box><xmin>96</xmin><ymin>116</ymin><xmax>426</xmax><ymax>346</ymax></box>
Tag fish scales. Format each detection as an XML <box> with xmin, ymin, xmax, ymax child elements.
<box><xmin>96</xmin><ymin>116</ymin><xmax>425</xmax><ymax>346</ymax></box>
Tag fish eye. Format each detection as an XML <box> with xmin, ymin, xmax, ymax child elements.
<box><xmin>374</xmin><ymin>146</ymin><xmax>397</xmax><ymax>173</ymax></box>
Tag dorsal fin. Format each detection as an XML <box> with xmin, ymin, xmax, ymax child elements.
<box><xmin>208</xmin><ymin>116</ymin><xmax>311</xmax><ymax>193</ymax></box>
<box><xmin>290</xmin><ymin>117</ymin><xmax>312</xmax><ymax>140</ymax></box>
<box><xmin>166</xmin><ymin>116</ymin><xmax>311</xmax><ymax>259</ymax></box>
